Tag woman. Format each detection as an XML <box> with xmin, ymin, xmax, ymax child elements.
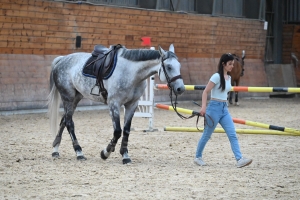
<box><xmin>194</xmin><ymin>53</ymin><xmax>252</xmax><ymax>168</ymax></box>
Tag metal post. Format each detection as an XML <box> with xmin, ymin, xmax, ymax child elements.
<box><xmin>273</xmin><ymin>0</ymin><xmax>283</xmax><ymax>64</ymax></box>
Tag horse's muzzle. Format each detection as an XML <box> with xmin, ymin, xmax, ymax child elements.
<box><xmin>175</xmin><ymin>85</ymin><xmax>185</xmax><ymax>95</ymax></box>
<box><xmin>169</xmin><ymin>75</ymin><xmax>185</xmax><ymax>95</ymax></box>
<box><xmin>170</xmin><ymin>80</ymin><xmax>185</xmax><ymax>95</ymax></box>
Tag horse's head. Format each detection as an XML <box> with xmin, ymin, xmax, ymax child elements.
<box><xmin>233</xmin><ymin>50</ymin><xmax>246</xmax><ymax>77</ymax></box>
<box><xmin>158</xmin><ymin>44</ymin><xmax>185</xmax><ymax>95</ymax></box>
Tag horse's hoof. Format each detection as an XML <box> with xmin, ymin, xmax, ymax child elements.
<box><xmin>122</xmin><ymin>151</ymin><xmax>131</xmax><ymax>164</ymax></box>
<box><xmin>123</xmin><ymin>158</ymin><xmax>132</xmax><ymax>164</ymax></box>
<box><xmin>100</xmin><ymin>150</ymin><xmax>108</xmax><ymax>160</ymax></box>
<box><xmin>77</xmin><ymin>155</ymin><xmax>87</xmax><ymax>161</ymax></box>
<box><xmin>52</xmin><ymin>152</ymin><xmax>60</xmax><ymax>158</ymax></box>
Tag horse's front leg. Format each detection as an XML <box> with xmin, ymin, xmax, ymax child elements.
<box><xmin>120</xmin><ymin>101</ymin><xmax>138</xmax><ymax>164</ymax></box>
<box><xmin>235</xmin><ymin>91</ymin><xmax>239</xmax><ymax>106</ymax></box>
<box><xmin>101</xmin><ymin>103</ymin><xmax>122</xmax><ymax>161</ymax></box>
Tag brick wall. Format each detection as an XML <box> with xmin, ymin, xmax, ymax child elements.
<box><xmin>282</xmin><ymin>25</ymin><xmax>300</xmax><ymax>86</ymax></box>
<box><xmin>0</xmin><ymin>0</ymin><xmax>268</xmax><ymax>111</ymax></box>
<box><xmin>0</xmin><ymin>54</ymin><xmax>54</xmax><ymax>110</ymax></box>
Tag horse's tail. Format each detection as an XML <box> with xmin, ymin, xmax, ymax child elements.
<box><xmin>49</xmin><ymin>56</ymin><xmax>64</xmax><ymax>90</ymax></box>
<box><xmin>47</xmin><ymin>56</ymin><xmax>64</xmax><ymax>136</ymax></box>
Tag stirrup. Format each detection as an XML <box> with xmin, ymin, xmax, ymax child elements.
<box><xmin>90</xmin><ymin>84</ymin><xmax>100</xmax><ymax>96</ymax></box>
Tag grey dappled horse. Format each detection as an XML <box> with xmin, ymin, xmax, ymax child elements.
<box><xmin>48</xmin><ymin>44</ymin><xmax>185</xmax><ymax>164</ymax></box>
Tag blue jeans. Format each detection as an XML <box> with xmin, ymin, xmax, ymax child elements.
<box><xmin>195</xmin><ymin>100</ymin><xmax>242</xmax><ymax>161</ymax></box>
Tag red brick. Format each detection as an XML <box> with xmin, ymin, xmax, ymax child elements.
<box><xmin>0</xmin><ymin>0</ymin><xmax>272</xmax><ymax>110</ymax></box>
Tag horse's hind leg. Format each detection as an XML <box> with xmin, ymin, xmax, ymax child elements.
<box><xmin>235</xmin><ymin>79</ymin><xmax>240</xmax><ymax>106</ymax></box>
<box><xmin>229</xmin><ymin>91</ymin><xmax>233</xmax><ymax>105</ymax></box>
<box><xmin>53</xmin><ymin>93</ymin><xmax>86</xmax><ymax>160</ymax></box>
<box><xmin>64</xmin><ymin>96</ymin><xmax>87</xmax><ymax>160</ymax></box>
<box><xmin>52</xmin><ymin>115</ymin><xmax>66</xmax><ymax>158</ymax></box>
<box><xmin>101</xmin><ymin>103</ymin><xmax>122</xmax><ymax>161</ymax></box>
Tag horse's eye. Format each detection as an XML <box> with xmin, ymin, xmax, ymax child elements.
<box><xmin>167</xmin><ymin>65</ymin><xmax>172</xmax><ymax>70</ymax></box>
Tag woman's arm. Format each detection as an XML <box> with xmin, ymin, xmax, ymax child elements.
<box><xmin>200</xmin><ymin>81</ymin><xmax>215</xmax><ymax>116</ymax></box>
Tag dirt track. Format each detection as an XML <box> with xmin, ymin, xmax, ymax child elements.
<box><xmin>0</xmin><ymin>98</ymin><xmax>300</xmax><ymax>199</ymax></box>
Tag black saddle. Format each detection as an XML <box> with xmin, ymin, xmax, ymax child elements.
<box><xmin>92</xmin><ymin>44</ymin><xmax>109</xmax><ymax>56</ymax></box>
<box><xmin>82</xmin><ymin>44</ymin><xmax>123</xmax><ymax>103</ymax></box>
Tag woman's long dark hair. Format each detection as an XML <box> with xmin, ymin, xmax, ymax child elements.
<box><xmin>217</xmin><ymin>53</ymin><xmax>234</xmax><ymax>91</ymax></box>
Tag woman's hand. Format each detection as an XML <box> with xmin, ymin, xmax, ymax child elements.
<box><xmin>200</xmin><ymin>107</ymin><xmax>206</xmax><ymax>117</ymax></box>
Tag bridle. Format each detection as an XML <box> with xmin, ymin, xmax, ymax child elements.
<box><xmin>159</xmin><ymin>56</ymin><xmax>182</xmax><ymax>87</ymax></box>
<box><xmin>159</xmin><ymin>55</ymin><xmax>199</xmax><ymax>120</ymax></box>
<box><xmin>159</xmin><ymin>54</ymin><xmax>214</xmax><ymax>130</ymax></box>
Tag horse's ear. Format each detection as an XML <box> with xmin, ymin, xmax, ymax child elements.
<box><xmin>169</xmin><ymin>44</ymin><xmax>175</xmax><ymax>53</ymax></box>
<box><xmin>242</xmin><ymin>50</ymin><xmax>246</xmax><ymax>60</ymax></box>
<box><xmin>158</xmin><ymin>45</ymin><xmax>166</xmax><ymax>57</ymax></box>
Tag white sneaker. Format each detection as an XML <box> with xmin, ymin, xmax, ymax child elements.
<box><xmin>194</xmin><ymin>157</ymin><xmax>207</xmax><ymax>166</ymax></box>
<box><xmin>236</xmin><ymin>157</ymin><xmax>252</xmax><ymax>168</ymax></box>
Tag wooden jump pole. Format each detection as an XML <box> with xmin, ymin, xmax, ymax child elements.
<box><xmin>164</xmin><ymin>127</ymin><xmax>300</xmax><ymax>136</ymax></box>
<box><xmin>155</xmin><ymin>104</ymin><xmax>300</xmax><ymax>135</ymax></box>
<box><xmin>155</xmin><ymin>84</ymin><xmax>300</xmax><ymax>93</ymax></box>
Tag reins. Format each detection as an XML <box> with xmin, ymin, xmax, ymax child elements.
<box><xmin>192</xmin><ymin>101</ymin><xmax>214</xmax><ymax>130</ymax></box>
<box><xmin>160</xmin><ymin>57</ymin><xmax>214</xmax><ymax>130</ymax></box>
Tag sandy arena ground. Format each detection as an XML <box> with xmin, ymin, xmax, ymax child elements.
<box><xmin>0</xmin><ymin>98</ymin><xmax>299</xmax><ymax>199</ymax></box>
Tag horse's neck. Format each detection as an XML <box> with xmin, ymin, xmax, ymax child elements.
<box><xmin>139</xmin><ymin>60</ymin><xmax>161</xmax><ymax>81</ymax></box>
<box><xmin>125</xmin><ymin>59</ymin><xmax>160</xmax><ymax>83</ymax></box>
<box><xmin>118</xmin><ymin>48</ymin><xmax>162</xmax><ymax>82</ymax></box>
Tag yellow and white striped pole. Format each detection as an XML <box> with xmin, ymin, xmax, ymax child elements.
<box><xmin>155</xmin><ymin>104</ymin><xmax>300</xmax><ymax>135</ymax></box>
<box><xmin>155</xmin><ymin>84</ymin><xmax>300</xmax><ymax>93</ymax></box>
<box><xmin>164</xmin><ymin>127</ymin><xmax>300</xmax><ymax>136</ymax></box>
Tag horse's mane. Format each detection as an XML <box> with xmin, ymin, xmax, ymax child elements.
<box><xmin>120</xmin><ymin>49</ymin><xmax>177</xmax><ymax>61</ymax></box>
<box><xmin>120</xmin><ymin>49</ymin><xmax>160</xmax><ymax>61</ymax></box>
